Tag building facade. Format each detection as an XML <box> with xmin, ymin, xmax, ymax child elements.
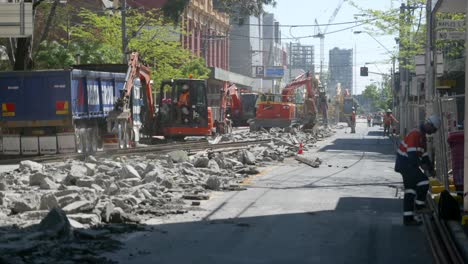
<box><xmin>182</xmin><ymin>0</ymin><xmax>230</xmax><ymax>70</ymax></box>
<box><xmin>328</xmin><ymin>47</ymin><xmax>353</xmax><ymax>97</ymax></box>
<box><xmin>229</xmin><ymin>15</ymin><xmax>263</xmax><ymax>77</ymax></box>
<box><xmin>287</xmin><ymin>43</ymin><xmax>314</xmax><ymax>81</ymax></box>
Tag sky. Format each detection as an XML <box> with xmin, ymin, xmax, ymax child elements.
<box><xmin>266</xmin><ymin>0</ymin><xmax>398</xmax><ymax>94</ymax></box>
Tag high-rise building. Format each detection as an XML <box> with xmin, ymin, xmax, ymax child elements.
<box><xmin>328</xmin><ymin>47</ymin><xmax>353</xmax><ymax>97</ymax></box>
<box><xmin>229</xmin><ymin>15</ymin><xmax>263</xmax><ymax>77</ymax></box>
<box><xmin>262</xmin><ymin>13</ymin><xmax>282</xmax><ymax>68</ymax></box>
<box><xmin>288</xmin><ymin>43</ymin><xmax>314</xmax><ymax>81</ymax></box>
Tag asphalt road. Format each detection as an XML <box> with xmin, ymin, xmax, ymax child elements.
<box><xmin>107</xmin><ymin>120</ymin><xmax>432</xmax><ymax>264</ymax></box>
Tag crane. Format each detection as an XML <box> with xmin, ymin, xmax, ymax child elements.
<box><xmin>314</xmin><ymin>0</ymin><xmax>347</xmax><ymax>79</ymax></box>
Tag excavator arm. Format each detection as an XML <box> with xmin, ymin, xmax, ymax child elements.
<box><xmin>117</xmin><ymin>52</ymin><xmax>155</xmax><ymax>117</ymax></box>
<box><xmin>107</xmin><ymin>52</ymin><xmax>155</xmax><ymax>148</ymax></box>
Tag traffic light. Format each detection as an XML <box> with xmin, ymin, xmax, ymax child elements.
<box><xmin>360</xmin><ymin>66</ymin><xmax>368</xmax><ymax>76</ymax></box>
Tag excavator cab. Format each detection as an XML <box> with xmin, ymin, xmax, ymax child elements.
<box><xmin>157</xmin><ymin>79</ymin><xmax>212</xmax><ymax>138</ymax></box>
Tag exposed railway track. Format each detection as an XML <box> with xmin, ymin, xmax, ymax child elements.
<box><xmin>422</xmin><ymin>193</ymin><xmax>465</xmax><ymax>264</ymax></box>
<box><xmin>0</xmin><ymin>139</ymin><xmax>271</xmax><ymax>165</ymax></box>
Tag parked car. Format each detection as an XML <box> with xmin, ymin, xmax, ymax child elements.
<box><xmin>372</xmin><ymin>115</ymin><xmax>383</xmax><ymax>126</ymax></box>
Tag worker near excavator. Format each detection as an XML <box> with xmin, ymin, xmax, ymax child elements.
<box><xmin>383</xmin><ymin>109</ymin><xmax>399</xmax><ymax>136</ymax></box>
<box><xmin>303</xmin><ymin>93</ymin><xmax>316</xmax><ymax>129</ymax></box>
<box><xmin>175</xmin><ymin>84</ymin><xmax>190</xmax><ymax>123</ymax></box>
<box><xmin>394</xmin><ymin>115</ymin><xmax>440</xmax><ymax>226</ymax></box>
<box><xmin>350</xmin><ymin>107</ymin><xmax>356</xmax><ymax>133</ymax></box>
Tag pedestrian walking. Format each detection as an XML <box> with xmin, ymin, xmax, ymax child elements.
<box><xmin>394</xmin><ymin>115</ymin><xmax>441</xmax><ymax>225</ymax></box>
<box><xmin>367</xmin><ymin>114</ymin><xmax>372</xmax><ymax>127</ymax></box>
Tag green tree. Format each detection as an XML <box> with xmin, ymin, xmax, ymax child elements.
<box><xmin>67</xmin><ymin>8</ymin><xmax>210</xmax><ymax>88</ymax></box>
<box><xmin>350</xmin><ymin>0</ymin><xmax>426</xmax><ymax>70</ymax></box>
<box><xmin>362</xmin><ymin>83</ymin><xmax>380</xmax><ymax>112</ymax></box>
<box><xmin>35</xmin><ymin>41</ymin><xmax>75</xmax><ymax>69</ymax></box>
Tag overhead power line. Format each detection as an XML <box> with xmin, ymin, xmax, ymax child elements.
<box><xmin>228</xmin><ymin>21</ymin><xmax>369</xmax><ymax>40</ymax></box>
<box><xmin>232</xmin><ymin>18</ymin><xmax>376</xmax><ymax>27</ymax></box>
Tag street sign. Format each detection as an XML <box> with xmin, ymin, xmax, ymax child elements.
<box><xmin>265</xmin><ymin>67</ymin><xmax>284</xmax><ymax>78</ymax></box>
<box><xmin>0</xmin><ymin>3</ymin><xmax>33</xmax><ymax>38</ymax></box>
<box><xmin>437</xmin><ymin>31</ymin><xmax>466</xmax><ymax>40</ymax></box>
<box><xmin>255</xmin><ymin>66</ymin><xmax>264</xmax><ymax>77</ymax></box>
<box><xmin>436</xmin><ymin>19</ymin><xmax>465</xmax><ymax>29</ymax></box>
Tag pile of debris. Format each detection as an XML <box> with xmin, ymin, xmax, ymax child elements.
<box><xmin>0</xmin><ymin>128</ymin><xmax>334</xmax><ymax>262</ymax></box>
<box><xmin>216</xmin><ymin>126</ymin><xmax>334</xmax><ymax>152</ymax></box>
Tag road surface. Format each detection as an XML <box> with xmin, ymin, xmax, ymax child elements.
<box><xmin>106</xmin><ymin>121</ymin><xmax>432</xmax><ymax>264</ymax></box>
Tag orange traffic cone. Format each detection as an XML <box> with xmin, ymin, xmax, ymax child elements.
<box><xmin>298</xmin><ymin>143</ymin><xmax>303</xmax><ymax>155</ymax></box>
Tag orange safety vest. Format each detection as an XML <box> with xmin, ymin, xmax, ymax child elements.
<box><xmin>384</xmin><ymin>114</ymin><xmax>397</xmax><ymax>125</ymax></box>
<box><xmin>397</xmin><ymin>128</ymin><xmax>427</xmax><ymax>158</ymax></box>
<box><xmin>178</xmin><ymin>92</ymin><xmax>190</xmax><ymax>106</ymax></box>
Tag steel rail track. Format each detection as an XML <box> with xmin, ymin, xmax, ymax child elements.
<box><xmin>423</xmin><ymin>193</ymin><xmax>465</xmax><ymax>264</ymax></box>
<box><xmin>0</xmin><ymin>139</ymin><xmax>271</xmax><ymax>165</ymax></box>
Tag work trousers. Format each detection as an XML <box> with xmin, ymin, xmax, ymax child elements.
<box><xmin>400</xmin><ymin>165</ymin><xmax>429</xmax><ymax>221</ymax></box>
<box><xmin>383</xmin><ymin>124</ymin><xmax>391</xmax><ymax>136</ymax></box>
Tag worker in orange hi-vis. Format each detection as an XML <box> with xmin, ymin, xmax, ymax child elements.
<box><xmin>383</xmin><ymin>109</ymin><xmax>399</xmax><ymax>136</ymax></box>
<box><xmin>350</xmin><ymin>107</ymin><xmax>356</xmax><ymax>133</ymax></box>
<box><xmin>394</xmin><ymin>115</ymin><xmax>440</xmax><ymax>226</ymax></box>
<box><xmin>175</xmin><ymin>84</ymin><xmax>190</xmax><ymax>124</ymax></box>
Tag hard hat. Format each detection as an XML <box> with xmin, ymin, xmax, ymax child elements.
<box><xmin>352</xmin><ymin>107</ymin><xmax>355</xmax><ymax>110</ymax></box>
<box><xmin>182</xmin><ymin>84</ymin><xmax>189</xmax><ymax>91</ymax></box>
<box><xmin>386</xmin><ymin>109</ymin><xmax>392</xmax><ymax>113</ymax></box>
<box><xmin>427</xmin><ymin>115</ymin><xmax>441</xmax><ymax>129</ymax></box>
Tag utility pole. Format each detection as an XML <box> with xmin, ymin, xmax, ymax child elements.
<box><xmin>121</xmin><ymin>0</ymin><xmax>127</xmax><ymax>64</ymax></box>
<box><xmin>425</xmin><ymin>0</ymin><xmax>435</xmax><ymax>175</ymax></box>
<box><xmin>464</xmin><ymin>0</ymin><xmax>468</xmax><ymax>212</ymax></box>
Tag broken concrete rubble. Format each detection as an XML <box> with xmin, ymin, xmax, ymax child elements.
<box><xmin>40</xmin><ymin>193</ymin><xmax>59</xmax><ymax>210</ymax></box>
<box><xmin>0</xmin><ymin>127</ymin><xmax>334</xmax><ymax>262</ymax></box>
<box><xmin>39</xmin><ymin>177</ymin><xmax>58</xmax><ymax>190</ymax></box>
<box><xmin>19</xmin><ymin>160</ymin><xmax>43</xmax><ymax>172</ymax></box>
<box><xmin>168</xmin><ymin>150</ymin><xmax>189</xmax><ymax>163</ymax></box>
<box><xmin>121</xmin><ymin>164</ymin><xmax>141</xmax><ymax>179</ymax></box>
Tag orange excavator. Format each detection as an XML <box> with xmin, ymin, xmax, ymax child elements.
<box><xmin>107</xmin><ymin>52</ymin><xmax>213</xmax><ymax>146</ymax></box>
<box><xmin>220</xmin><ymin>82</ymin><xmax>258</xmax><ymax>127</ymax></box>
<box><xmin>250</xmin><ymin>71</ymin><xmax>318</xmax><ymax>131</ymax></box>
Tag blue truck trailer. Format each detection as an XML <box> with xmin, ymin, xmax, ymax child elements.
<box><xmin>0</xmin><ymin>69</ymin><xmax>135</xmax><ymax>155</ymax></box>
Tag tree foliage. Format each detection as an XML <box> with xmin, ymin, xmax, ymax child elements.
<box><xmin>362</xmin><ymin>78</ymin><xmax>393</xmax><ymax>112</ymax></box>
<box><xmin>30</xmin><ymin>7</ymin><xmax>211</xmax><ymax>87</ymax></box>
<box><xmin>350</xmin><ymin>0</ymin><xmax>426</xmax><ymax>70</ymax></box>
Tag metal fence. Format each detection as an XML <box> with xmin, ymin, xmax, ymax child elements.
<box><xmin>433</xmin><ymin>94</ymin><xmax>464</xmax><ymax>187</ymax></box>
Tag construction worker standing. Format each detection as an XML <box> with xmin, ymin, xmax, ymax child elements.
<box><xmin>383</xmin><ymin>109</ymin><xmax>399</xmax><ymax>136</ymax></box>
<box><xmin>350</xmin><ymin>107</ymin><xmax>356</xmax><ymax>133</ymax></box>
<box><xmin>394</xmin><ymin>115</ymin><xmax>441</xmax><ymax>225</ymax></box>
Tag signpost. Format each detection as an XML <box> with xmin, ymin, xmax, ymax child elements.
<box><xmin>435</xmin><ymin>19</ymin><xmax>465</xmax><ymax>41</ymax></box>
<box><xmin>265</xmin><ymin>67</ymin><xmax>284</xmax><ymax>78</ymax></box>
<box><xmin>436</xmin><ymin>19</ymin><xmax>465</xmax><ymax>29</ymax></box>
<box><xmin>437</xmin><ymin>31</ymin><xmax>466</xmax><ymax>40</ymax></box>
<box><xmin>254</xmin><ymin>66</ymin><xmax>264</xmax><ymax>78</ymax></box>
